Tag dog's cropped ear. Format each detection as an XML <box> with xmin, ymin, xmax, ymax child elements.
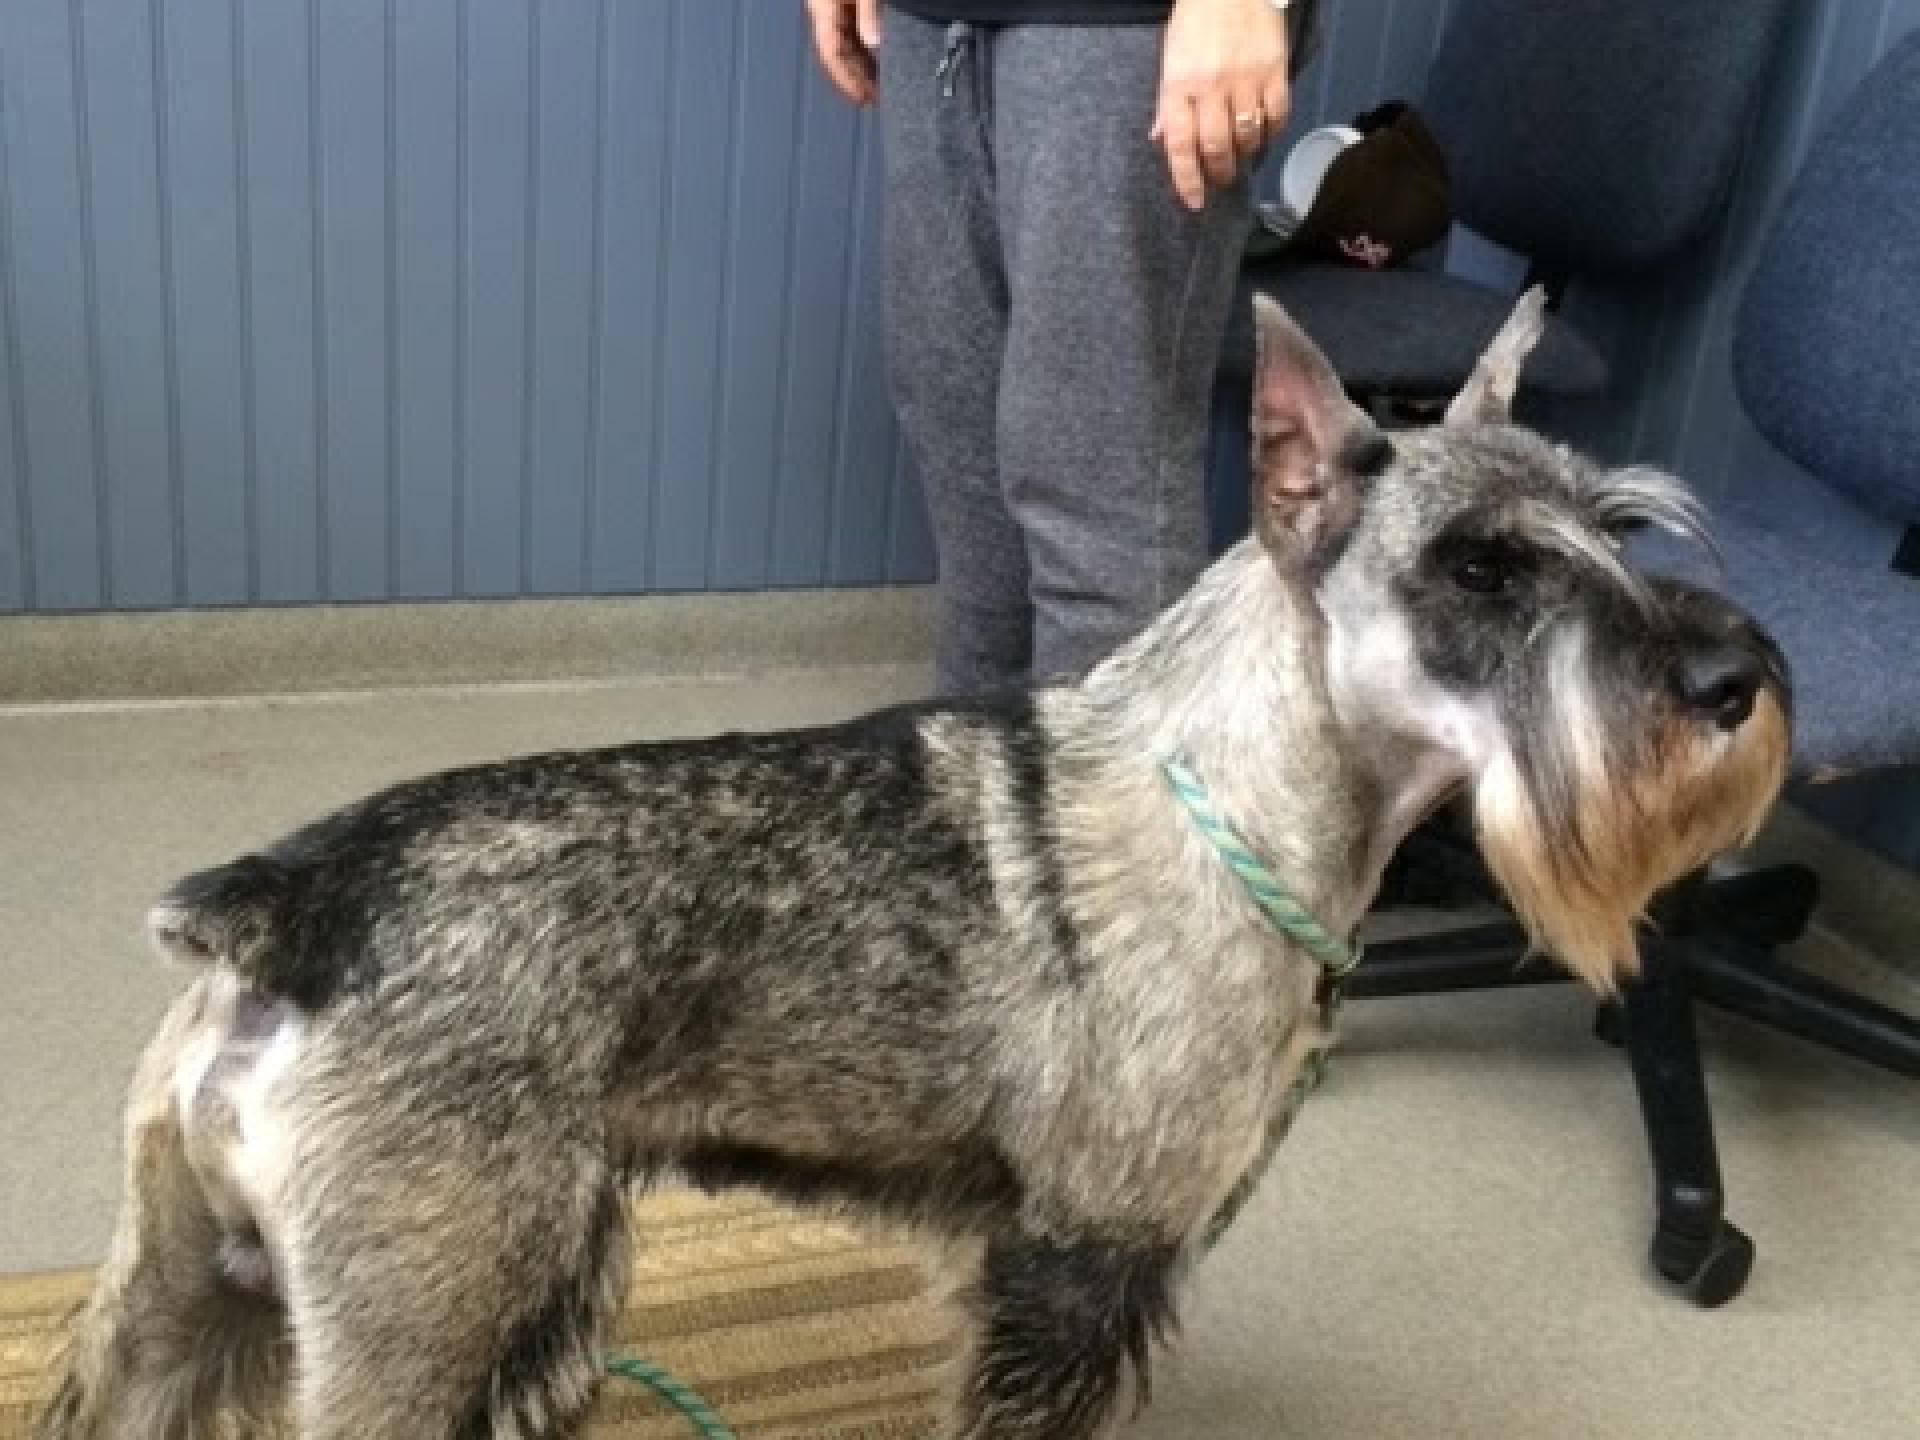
<box><xmin>1445</xmin><ymin>286</ymin><xmax>1547</xmax><ymax>427</ymax></box>
<box><xmin>1250</xmin><ymin>295</ymin><xmax>1383</xmax><ymax>572</ymax></box>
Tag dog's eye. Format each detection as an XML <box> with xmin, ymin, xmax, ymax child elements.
<box><xmin>1452</xmin><ymin>552</ymin><xmax>1511</xmax><ymax>595</ymax></box>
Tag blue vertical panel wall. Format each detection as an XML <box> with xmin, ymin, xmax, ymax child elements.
<box><xmin>2</xmin><ymin>1</ymin><xmax>101</xmax><ymax>609</ymax></box>
<box><xmin>78</xmin><ymin>3</ymin><xmax>174</xmax><ymax>608</ymax></box>
<box><xmin>0</xmin><ymin>111</ymin><xmax>22</xmax><ymax>610</ymax></box>
<box><xmin>0</xmin><ymin>0</ymin><xmax>927</xmax><ymax>612</ymax></box>
<box><xmin>709</xmin><ymin>5</ymin><xmax>803</xmax><ymax>590</ymax></box>
<box><xmin>652</xmin><ymin>1</ymin><xmax>736</xmax><ymax>593</ymax></box>
<box><xmin>589</xmin><ymin>0</ymin><xmax>668</xmax><ymax>596</ymax></box>
<box><xmin>527</xmin><ymin>0</ymin><xmax>601</xmax><ymax>595</ymax></box>
<box><xmin>770</xmin><ymin>67</ymin><xmax>865</xmax><ymax>589</ymax></box>
<box><xmin>4</xmin><ymin>0</ymin><xmax>1914</xmax><ymax>616</ymax></box>
<box><xmin>242</xmin><ymin>0</ymin><xmax>322</xmax><ymax>605</ymax></box>
<box><xmin>167</xmin><ymin>0</ymin><xmax>251</xmax><ymax>603</ymax></box>
<box><xmin>315</xmin><ymin>0</ymin><xmax>390</xmax><ymax>601</ymax></box>
<box><xmin>391</xmin><ymin>0</ymin><xmax>459</xmax><ymax>600</ymax></box>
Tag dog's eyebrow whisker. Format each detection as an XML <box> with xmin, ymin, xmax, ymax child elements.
<box><xmin>1590</xmin><ymin>467</ymin><xmax>1726</xmax><ymax>572</ymax></box>
<box><xmin>1514</xmin><ymin>500</ymin><xmax>1657</xmax><ymax>614</ymax></box>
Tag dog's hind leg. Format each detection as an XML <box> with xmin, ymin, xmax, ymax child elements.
<box><xmin>955</xmin><ymin>1227</ymin><xmax>1183</xmax><ymax>1440</ymax></box>
<box><xmin>279</xmin><ymin>1113</ymin><xmax>630</xmax><ymax>1440</ymax></box>
<box><xmin>35</xmin><ymin>980</ymin><xmax>290</xmax><ymax>1440</ymax></box>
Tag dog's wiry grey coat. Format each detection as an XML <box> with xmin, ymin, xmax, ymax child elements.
<box><xmin>40</xmin><ymin>293</ymin><xmax>1791</xmax><ymax>1440</ymax></box>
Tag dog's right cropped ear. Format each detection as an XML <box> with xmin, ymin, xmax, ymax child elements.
<box><xmin>1250</xmin><ymin>295</ymin><xmax>1382</xmax><ymax>571</ymax></box>
<box><xmin>1444</xmin><ymin>286</ymin><xmax>1547</xmax><ymax>427</ymax></box>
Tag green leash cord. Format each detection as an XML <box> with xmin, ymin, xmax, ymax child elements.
<box><xmin>1159</xmin><ymin>757</ymin><xmax>1360</xmax><ymax>976</ymax></box>
<box><xmin>1160</xmin><ymin>754</ymin><xmax>1360</xmax><ymax>1248</ymax></box>
<box><xmin>604</xmin><ymin>1354</ymin><xmax>738</xmax><ymax>1440</ymax></box>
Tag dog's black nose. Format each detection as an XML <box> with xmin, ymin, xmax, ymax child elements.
<box><xmin>1676</xmin><ymin>644</ymin><xmax>1764</xmax><ymax>731</ymax></box>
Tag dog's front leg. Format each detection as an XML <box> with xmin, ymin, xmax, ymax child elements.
<box><xmin>955</xmin><ymin>1228</ymin><xmax>1182</xmax><ymax>1440</ymax></box>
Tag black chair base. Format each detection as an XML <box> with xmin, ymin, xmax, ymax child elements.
<box><xmin>1361</xmin><ymin>863</ymin><xmax>1920</xmax><ymax>1307</ymax></box>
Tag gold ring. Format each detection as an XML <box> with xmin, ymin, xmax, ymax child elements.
<box><xmin>1234</xmin><ymin>111</ymin><xmax>1264</xmax><ymax>132</ymax></box>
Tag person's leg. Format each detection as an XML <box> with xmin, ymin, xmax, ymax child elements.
<box><xmin>879</xmin><ymin>15</ymin><xmax>1031</xmax><ymax>696</ymax></box>
<box><xmin>991</xmin><ymin>24</ymin><xmax>1251</xmax><ymax>684</ymax></box>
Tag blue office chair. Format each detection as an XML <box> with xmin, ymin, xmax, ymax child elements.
<box><xmin>1211</xmin><ymin>0</ymin><xmax>1795</xmax><ymax>548</ymax></box>
<box><xmin>1638</xmin><ymin>24</ymin><xmax>1920</xmax><ymax>1241</ymax></box>
<box><xmin>1355</xmin><ymin>33</ymin><xmax>1920</xmax><ymax>1308</ymax></box>
<box><xmin>1225</xmin><ymin>0</ymin><xmax>1792</xmax><ymax>392</ymax></box>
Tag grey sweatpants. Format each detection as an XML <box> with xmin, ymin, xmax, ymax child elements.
<box><xmin>879</xmin><ymin>13</ymin><xmax>1250</xmax><ymax>695</ymax></box>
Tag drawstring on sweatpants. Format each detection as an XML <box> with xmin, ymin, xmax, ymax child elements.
<box><xmin>935</xmin><ymin>21</ymin><xmax>971</xmax><ymax>98</ymax></box>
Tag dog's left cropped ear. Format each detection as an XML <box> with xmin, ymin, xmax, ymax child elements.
<box><xmin>1250</xmin><ymin>295</ymin><xmax>1382</xmax><ymax>571</ymax></box>
<box><xmin>1444</xmin><ymin>285</ymin><xmax>1547</xmax><ymax>427</ymax></box>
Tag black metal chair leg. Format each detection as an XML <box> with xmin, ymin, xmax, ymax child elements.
<box><xmin>1683</xmin><ymin>939</ymin><xmax>1920</xmax><ymax>1076</ymax></box>
<box><xmin>1348</xmin><ymin>919</ymin><xmax>1561</xmax><ymax>998</ymax></box>
<box><xmin>1621</xmin><ymin>942</ymin><xmax>1755</xmax><ymax>1307</ymax></box>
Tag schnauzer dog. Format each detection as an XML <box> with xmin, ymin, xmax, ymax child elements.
<box><xmin>39</xmin><ymin>291</ymin><xmax>1789</xmax><ymax>1440</ymax></box>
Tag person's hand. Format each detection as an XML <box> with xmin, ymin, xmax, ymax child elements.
<box><xmin>807</xmin><ymin>0</ymin><xmax>882</xmax><ymax>106</ymax></box>
<box><xmin>1154</xmin><ymin>0</ymin><xmax>1293</xmax><ymax>210</ymax></box>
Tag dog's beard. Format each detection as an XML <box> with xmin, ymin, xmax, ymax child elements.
<box><xmin>1472</xmin><ymin>689</ymin><xmax>1790</xmax><ymax>992</ymax></box>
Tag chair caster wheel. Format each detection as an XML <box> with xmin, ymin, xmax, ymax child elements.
<box><xmin>1593</xmin><ymin>1002</ymin><xmax>1625</xmax><ymax>1048</ymax></box>
<box><xmin>1652</xmin><ymin>1221</ymin><xmax>1754</xmax><ymax>1308</ymax></box>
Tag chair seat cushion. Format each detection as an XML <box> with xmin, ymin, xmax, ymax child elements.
<box><xmin>1633</xmin><ymin>466</ymin><xmax>1920</xmax><ymax>775</ymax></box>
<box><xmin>1222</xmin><ymin>262</ymin><xmax>1610</xmax><ymax>397</ymax></box>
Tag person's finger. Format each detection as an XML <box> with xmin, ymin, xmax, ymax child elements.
<box><xmin>1229</xmin><ymin>79</ymin><xmax>1269</xmax><ymax>157</ymax></box>
<box><xmin>856</xmin><ymin>0</ymin><xmax>882</xmax><ymax>51</ymax></box>
<box><xmin>805</xmin><ymin>2</ymin><xmax>848</xmax><ymax>95</ymax></box>
<box><xmin>842</xmin><ymin>35</ymin><xmax>877</xmax><ymax>105</ymax></box>
<box><xmin>1192</xmin><ymin>89</ymin><xmax>1240</xmax><ymax>193</ymax></box>
<box><xmin>806</xmin><ymin>1</ymin><xmax>874</xmax><ymax>105</ymax></box>
<box><xmin>1155</xmin><ymin>94</ymin><xmax>1208</xmax><ymax>210</ymax></box>
<box><xmin>1261</xmin><ymin>70</ymin><xmax>1294</xmax><ymax>143</ymax></box>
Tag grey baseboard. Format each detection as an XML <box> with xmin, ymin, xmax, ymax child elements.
<box><xmin>0</xmin><ymin>587</ymin><xmax>937</xmax><ymax>706</ymax></box>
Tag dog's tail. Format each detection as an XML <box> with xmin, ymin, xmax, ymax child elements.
<box><xmin>146</xmin><ymin>855</ymin><xmax>297</xmax><ymax>984</ymax></box>
<box><xmin>147</xmin><ymin>855</ymin><xmax>358</xmax><ymax>1010</ymax></box>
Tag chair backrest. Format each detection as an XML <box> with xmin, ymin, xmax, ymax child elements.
<box><xmin>1733</xmin><ymin>34</ymin><xmax>1920</xmax><ymax>526</ymax></box>
<box><xmin>1423</xmin><ymin>0</ymin><xmax>1794</xmax><ymax>276</ymax></box>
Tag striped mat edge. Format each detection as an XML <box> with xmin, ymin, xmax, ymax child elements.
<box><xmin>0</xmin><ymin>1189</ymin><xmax>955</xmax><ymax>1440</ymax></box>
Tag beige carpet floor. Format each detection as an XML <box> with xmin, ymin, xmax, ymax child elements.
<box><xmin>2</xmin><ymin>663</ymin><xmax>1916</xmax><ymax>1438</ymax></box>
